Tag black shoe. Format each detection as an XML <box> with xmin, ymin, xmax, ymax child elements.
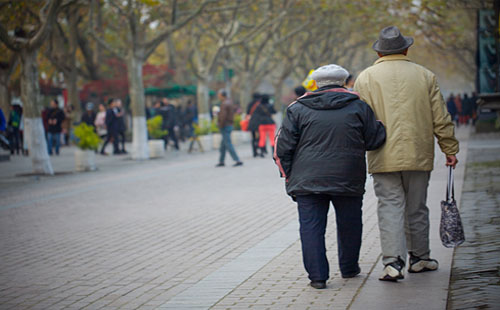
<box><xmin>379</xmin><ymin>257</ymin><xmax>405</xmax><ymax>282</ymax></box>
<box><xmin>215</xmin><ymin>163</ymin><xmax>225</xmax><ymax>167</ymax></box>
<box><xmin>100</xmin><ymin>152</ymin><xmax>108</xmax><ymax>156</ymax></box>
<box><xmin>121</xmin><ymin>150</ymin><xmax>128</xmax><ymax>154</ymax></box>
<box><xmin>341</xmin><ymin>266</ymin><xmax>361</xmax><ymax>279</ymax></box>
<box><xmin>408</xmin><ymin>254</ymin><xmax>439</xmax><ymax>273</ymax></box>
<box><xmin>310</xmin><ymin>281</ymin><xmax>326</xmax><ymax>289</ymax></box>
<box><xmin>233</xmin><ymin>161</ymin><xmax>243</xmax><ymax>167</ymax></box>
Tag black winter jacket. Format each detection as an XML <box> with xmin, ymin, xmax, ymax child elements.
<box><xmin>251</xmin><ymin>103</ymin><xmax>276</xmax><ymax>128</ymax></box>
<box><xmin>274</xmin><ymin>86</ymin><xmax>386</xmax><ymax>198</ymax></box>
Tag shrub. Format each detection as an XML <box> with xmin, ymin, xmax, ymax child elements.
<box><xmin>193</xmin><ymin>119</ymin><xmax>220</xmax><ymax>136</ymax></box>
<box><xmin>74</xmin><ymin>123</ymin><xmax>101</xmax><ymax>151</ymax></box>
<box><xmin>233</xmin><ymin>113</ymin><xmax>242</xmax><ymax>130</ymax></box>
<box><xmin>147</xmin><ymin>115</ymin><xmax>168</xmax><ymax>139</ymax></box>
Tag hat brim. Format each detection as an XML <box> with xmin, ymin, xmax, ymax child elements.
<box><xmin>372</xmin><ymin>36</ymin><xmax>414</xmax><ymax>54</ymax></box>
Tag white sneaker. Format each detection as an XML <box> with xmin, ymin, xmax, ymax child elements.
<box><xmin>379</xmin><ymin>258</ymin><xmax>405</xmax><ymax>282</ymax></box>
<box><xmin>408</xmin><ymin>256</ymin><xmax>439</xmax><ymax>273</ymax></box>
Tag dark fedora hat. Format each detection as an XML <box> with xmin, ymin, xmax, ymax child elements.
<box><xmin>372</xmin><ymin>26</ymin><xmax>414</xmax><ymax>54</ymax></box>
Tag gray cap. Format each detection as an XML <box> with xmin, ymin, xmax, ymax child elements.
<box><xmin>310</xmin><ymin>64</ymin><xmax>349</xmax><ymax>88</ymax></box>
<box><xmin>372</xmin><ymin>26</ymin><xmax>413</xmax><ymax>54</ymax></box>
<box><xmin>86</xmin><ymin>102</ymin><xmax>94</xmax><ymax>110</ymax></box>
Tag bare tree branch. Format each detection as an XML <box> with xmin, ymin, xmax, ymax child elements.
<box><xmin>144</xmin><ymin>0</ymin><xmax>216</xmax><ymax>59</ymax></box>
<box><xmin>0</xmin><ymin>22</ymin><xmax>20</xmax><ymax>51</ymax></box>
<box><xmin>29</xmin><ymin>0</ymin><xmax>63</xmax><ymax>49</ymax></box>
<box><xmin>88</xmin><ymin>30</ymin><xmax>125</xmax><ymax>59</ymax></box>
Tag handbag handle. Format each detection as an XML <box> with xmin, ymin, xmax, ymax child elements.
<box><xmin>248</xmin><ymin>101</ymin><xmax>260</xmax><ymax>116</ymax></box>
<box><xmin>446</xmin><ymin>166</ymin><xmax>455</xmax><ymax>203</ymax></box>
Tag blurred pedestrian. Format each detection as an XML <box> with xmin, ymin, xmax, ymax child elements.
<box><xmin>0</xmin><ymin>107</ymin><xmax>7</xmax><ymax>150</ymax></box>
<box><xmin>115</xmin><ymin>99</ymin><xmax>127</xmax><ymax>154</ymax></box>
<box><xmin>354</xmin><ymin>26</ymin><xmax>459</xmax><ymax>281</ymax></box>
<box><xmin>470</xmin><ymin>92</ymin><xmax>478</xmax><ymax>124</ymax></box>
<box><xmin>0</xmin><ymin>107</ymin><xmax>5</xmax><ymax>134</ymax></box>
<box><xmin>41</xmin><ymin>104</ymin><xmax>49</xmax><ymax>137</ymax></box>
<box><xmin>253</xmin><ymin>95</ymin><xmax>276</xmax><ymax>157</ymax></box>
<box><xmin>61</xmin><ymin>105</ymin><xmax>72</xmax><ymax>146</ymax></box>
<box><xmin>446</xmin><ymin>94</ymin><xmax>457</xmax><ymax>124</ymax></box>
<box><xmin>94</xmin><ymin>103</ymin><xmax>107</xmax><ymax>139</ymax></box>
<box><xmin>161</xmin><ymin>98</ymin><xmax>179</xmax><ymax>150</ymax></box>
<box><xmin>216</xmin><ymin>89</ymin><xmax>243</xmax><ymax>167</ymax></box>
<box><xmin>184</xmin><ymin>100</ymin><xmax>197</xmax><ymax>138</ymax></box>
<box><xmin>294</xmin><ymin>86</ymin><xmax>306</xmax><ymax>98</ymax></box>
<box><xmin>454</xmin><ymin>94</ymin><xmax>463</xmax><ymax>126</ymax></box>
<box><xmin>344</xmin><ymin>74</ymin><xmax>355</xmax><ymax>91</ymax></box>
<box><xmin>247</xmin><ymin>93</ymin><xmax>261</xmax><ymax>157</ymax></box>
<box><xmin>46</xmin><ymin>99</ymin><xmax>65</xmax><ymax>156</ymax></box>
<box><xmin>100</xmin><ymin>99</ymin><xmax>119</xmax><ymax>155</ymax></box>
<box><xmin>81</xmin><ymin>102</ymin><xmax>96</xmax><ymax>127</ymax></box>
<box><xmin>7</xmin><ymin>103</ymin><xmax>22</xmax><ymax>155</ymax></box>
<box><xmin>462</xmin><ymin>93</ymin><xmax>473</xmax><ymax>125</ymax></box>
<box><xmin>274</xmin><ymin>64</ymin><xmax>386</xmax><ymax>289</ymax></box>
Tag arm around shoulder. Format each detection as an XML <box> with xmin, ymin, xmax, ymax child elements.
<box><xmin>361</xmin><ymin>101</ymin><xmax>386</xmax><ymax>150</ymax></box>
<box><xmin>429</xmin><ymin>74</ymin><xmax>459</xmax><ymax>155</ymax></box>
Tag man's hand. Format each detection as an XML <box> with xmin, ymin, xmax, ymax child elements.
<box><xmin>446</xmin><ymin>155</ymin><xmax>458</xmax><ymax>168</ymax></box>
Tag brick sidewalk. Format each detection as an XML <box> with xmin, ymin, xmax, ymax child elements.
<box><xmin>447</xmin><ymin>133</ymin><xmax>500</xmax><ymax>309</ymax></box>
<box><xmin>0</xmin><ymin>127</ymin><xmax>473</xmax><ymax>310</ymax></box>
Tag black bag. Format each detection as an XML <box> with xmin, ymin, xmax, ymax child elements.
<box><xmin>439</xmin><ymin>166</ymin><xmax>465</xmax><ymax>248</ymax></box>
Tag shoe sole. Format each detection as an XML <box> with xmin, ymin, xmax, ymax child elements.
<box><xmin>379</xmin><ymin>275</ymin><xmax>404</xmax><ymax>282</ymax></box>
<box><xmin>310</xmin><ymin>283</ymin><xmax>327</xmax><ymax>289</ymax></box>
<box><xmin>408</xmin><ymin>267</ymin><xmax>438</xmax><ymax>273</ymax></box>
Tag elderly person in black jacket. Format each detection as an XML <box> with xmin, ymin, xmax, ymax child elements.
<box><xmin>274</xmin><ymin>64</ymin><xmax>386</xmax><ymax>289</ymax></box>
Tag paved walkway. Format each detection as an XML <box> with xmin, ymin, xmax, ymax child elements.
<box><xmin>0</xmin><ymin>126</ymin><xmax>479</xmax><ymax>310</ymax></box>
<box><xmin>447</xmin><ymin>133</ymin><xmax>500</xmax><ymax>310</ymax></box>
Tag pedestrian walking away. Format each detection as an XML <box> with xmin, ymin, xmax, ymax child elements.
<box><xmin>61</xmin><ymin>105</ymin><xmax>72</xmax><ymax>146</ymax></box>
<box><xmin>216</xmin><ymin>89</ymin><xmax>243</xmax><ymax>167</ymax></box>
<box><xmin>252</xmin><ymin>94</ymin><xmax>276</xmax><ymax>157</ymax></box>
<box><xmin>160</xmin><ymin>98</ymin><xmax>179</xmax><ymax>151</ymax></box>
<box><xmin>94</xmin><ymin>103</ymin><xmax>108</xmax><ymax>139</ymax></box>
<box><xmin>114</xmin><ymin>99</ymin><xmax>127</xmax><ymax>154</ymax></box>
<box><xmin>81</xmin><ymin>102</ymin><xmax>96</xmax><ymax>127</ymax></box>
<box><xmin>354</xmin><ymin>26</ymin><xmax>459</xmax><ymax>282</ymax></box>
<box><xmin>274</xmin><ymin>64</ymin><xmax>386</xmax><ymax>289</ymax></box>
<box><xmin>46</xmin><ymin>99</ymin><xmax>65</xmax><ymax>156</ymax></box>
<box><xmin>247</xmin><ymin>93</ymin><xmax>261</xmax><ymax>157</ymax></box>
<box><xmin>100</xmin><ymin>99</ymin><xmax>120</xmax><ymax>155</ymax></box>
<box><xmin>7</xmin><ymin>103</ymin><xmax>22</xmax><ymax>155</ymax></box>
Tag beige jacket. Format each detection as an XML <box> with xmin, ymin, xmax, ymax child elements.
<box><xmin>354</xmin><ymin>54</ymin><xmax>459</xmax><ymax>173</ymax></box>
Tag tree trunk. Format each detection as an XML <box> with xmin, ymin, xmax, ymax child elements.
<box><xmin>238</xmin><ymin>71</ymin><xmax>254</xmax><ymax>112</ymax></box>
<box><xmin>66</xmin><ymin>69</ymin><xmax>80</xmax><ymax>121</ymax></box>
<box><xmin>92</xmin><ymin>0</ymin><xmax>103</xmax><ymax>68</ymax></box>
<box><xmin>196</xmin><ymin>77</ymin><xmax>211</xmax><ymax>118</ymax></box>
<box><xmin>0</xmin><ymin>81</ymin><xmax>9</xmax><ymax>116</ymax></box>
<box><xmin>66</xmin><ymin>7</ymin><xmax>81</xmax><ymax>121</ymax></box>
<box><xmin>273</xmin><ymin>77</ymin><xmax>285</xmax><ymax>111</ymax></box>
<box><xmin>126</xmin><ymin>54</ymin><xmax>149</xmax><ymax>160</ymax></box>
<box><xmin>20</xmin><ymin>49</ymin><xmax>54</xmax><ymax>175</ymax></box>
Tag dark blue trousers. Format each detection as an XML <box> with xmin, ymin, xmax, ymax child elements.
<box><xmin>296</xmin><ymin>194</ymin><xmax>363</xmax><ymax>281</ymax></box>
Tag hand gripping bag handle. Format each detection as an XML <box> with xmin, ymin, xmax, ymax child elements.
<box><xmin>446</xmin><ymin>166</ymin><xmax>455</xmax><ymax>203</ymax></box>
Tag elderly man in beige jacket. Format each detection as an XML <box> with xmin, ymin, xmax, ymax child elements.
<box><xmin>354</xmin><ymin>26</ymin><xmax>459</xmax><ymax>282</ymax></box>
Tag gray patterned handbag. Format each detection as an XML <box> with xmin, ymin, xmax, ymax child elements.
<box><xmin>440</xmin><ymin>166</ymin><xmax>465</xmax><ymax>248</ymax></box>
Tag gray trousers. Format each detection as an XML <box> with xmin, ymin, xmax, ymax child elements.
<box><xmin>373</xmin><ymin>171</ymin><xmax>431</xmax><ymax>266</ymax></box>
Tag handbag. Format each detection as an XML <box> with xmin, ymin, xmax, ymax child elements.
<box><xmin>240</xmin><ymin>101</ymin><xmax>260</xmax><ymax>131</ymax></box>
<box><xmin>439</xmin><ymin>166</ymin><xmax>465</xmax><ymax>248</ymax></box>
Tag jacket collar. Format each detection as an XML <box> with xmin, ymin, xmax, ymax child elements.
<box><xmin>300</xmin><ymin>85</ymin><xmax>359</xmax><ymax>99</ymax></box>
<box><xmin>374</xmin><ymin>54</ymin><xmax>412</xmax><ymax>65</ymax></box>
